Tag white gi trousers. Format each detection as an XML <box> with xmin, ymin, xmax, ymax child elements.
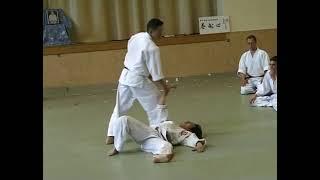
<box><xmin>107</xmin><ymin>82</ymin><xmax>161</xmax><ymax>136</ymax></box>
<box><xmin>113</xmin><ymin>116</ymin><xmax>173</xmax><ymax>155</ymax></box>
<box><xmin>252</xmin><ymin>94</ymin><xmax>277</xmax><ymax>111</ymax></box>
<box><xmin>241</xmin><ymin>77</ymin><xmax>263</xmax><ymax>95</ymax></box>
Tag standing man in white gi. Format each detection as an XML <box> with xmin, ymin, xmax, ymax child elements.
<box><xmin>249</xmin><ymin>56</ymin><xmax>277</xmax><ymax>111</ymax></box>
<box><xmin>105</xmin><ymin>18</ymin><xmax>169</xmax><ymax>144</ymax></box>
<box><xmin>237</xmin><ymin>35</ymin><xmax>270</xmax><ymax>95</ymax></box>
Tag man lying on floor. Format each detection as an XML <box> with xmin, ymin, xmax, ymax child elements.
<box><xmin>108</xmin><ymin>85</ymin><xmax>206</xmax><ymax>163</ymax></box>
<box><xmin>249</xmin><ymin>56</ymin><xmax>277</xmax><ymax>111</ymax></box>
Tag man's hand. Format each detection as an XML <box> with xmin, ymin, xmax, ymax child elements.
<box><xmin>158</xmin><ymin>83</ymin><xmax>177</xmax><ymax>105</ymax></box>
<box><xmin>163</xmin><ymin>84</ymin><xmax>170</xmax><ymax>96</ymax></box>
<box><xmin>238</xmin><ymin>73</ymin><xmax>248</xmax><ymax>86</ymax></box>
<box><xmin>154</xmin><ymin>79</ymin><xmax>170</xmax><ymax>96</ymax></box>
<box><xmin>240</xmin><ymin>77</ymin><xmax>248</xmax><ymax>86</ymax></box>
<box><xmin>159</xmin><ymin>91</ymin><xmax>166</xmax><ymax>105</ymax></box>
<box><xmin>167</xmin><ymin>83</ymin><xmax>177</xmax><ymax>90</ymax></box>
<box><xmin>161</xmin><ymin>80</ymin><xmax>178</xmax><ymax>96</ymax></box>
<box><xmin>154</xmin><ymin>79</ymin><xmax>177</xmax><ymax>96</ymax></box>
<box><xmin>195</xmin><ymin>141</ymin><xmax>206</xmax><ymax>153</ymax></box>
<box><xmin>249</xmin><ymin>94</ymin><xmax>257</xmax><ymax>104</ymax></box>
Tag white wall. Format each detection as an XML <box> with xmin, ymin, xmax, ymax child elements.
<box><xmin>222</xmin><ymin>0</ymin><xmax>277</xmax><ymax>32</ymax></box>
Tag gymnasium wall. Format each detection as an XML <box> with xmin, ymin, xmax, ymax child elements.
<box><xmin>43</xmin><ymin>0</ymin><xmax>277</xmax><ymax>88</ymax></box>
<box><xmin>222</xmin><ymin>0</ymin><xmax>277</xmax><ymax>31</ymax></box>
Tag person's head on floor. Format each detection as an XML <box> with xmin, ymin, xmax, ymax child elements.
<box><xmin>147</xmin><ymin>18</ymin><xmax>164</xmax><ymax>40</ymax></box>
<box><xmin>246</xmin><ymin>35</ymin><xmax>257</xmax><ymax>51</ymax></box>
<box><xmin>180</xmin><ymin>121</ymin><xmax>203</xmax><ymax>139</ymax></box>
<box><xmin>270</xmin><ymin>56</ymin><xmax>277</xmax><ymax>73</ymax></box>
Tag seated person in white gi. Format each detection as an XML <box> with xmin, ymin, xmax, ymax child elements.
<box><xmin>249</xmin><ymin>56</ymin><xmax>277</xmax><ymax>111</ymax></box>
<box><xmin>108</xmin><ymin>87</ymin><xmax>206</xmax><ymax>163</ymax></box>
<box><xmin>106</xmin><ymin>18</ymin><xmax>170</xmax><ymax>144</ymax></box>
<box><xmin>237</xmin><ymin>35</ymin><xmax>270</xmax><ymax>95</ymax></box>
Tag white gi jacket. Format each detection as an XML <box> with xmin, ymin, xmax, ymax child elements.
<box><xmin>119</xmin><ymin>32</ymin><xmax>164</xmax><ymax>88</ymax></box>
<box><xmin>238</xmin><ymin>48</ymin><xmax>270</xmax><ymax>77</ymax></box>
<box><xmin>256</xmin><ymin>70</ymin><xmax>277</xmax><ymax>96</ymax></box>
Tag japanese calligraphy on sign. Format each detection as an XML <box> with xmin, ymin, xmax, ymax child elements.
<box><xmin>199</xmin><ymin>16</ymin><xmax>230</xmax><ymax>34</ymax></box>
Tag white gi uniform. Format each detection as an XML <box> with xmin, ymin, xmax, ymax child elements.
<box><xmin>107</xmin><ymin>32</ymin><xmax>165</xmax><ymax>136</ymax></box>
<box><xmin>238</xmin><ymin>48</ymin><xmax>270</xmax><ymax>95</ymax></box>
<box><xmin>156</xmin><ymin>121</ymin><xmax>206</xmax><ymax>148</ymax></box>
<box><xmin>252</xmin><ymin>70</ymin><xmax>277</xmax><ymax>111</ymax></box>
<box><xmin>112</xmin><ymin>105</ymin><xmax>205</xmax><ymax>155</ymax></box>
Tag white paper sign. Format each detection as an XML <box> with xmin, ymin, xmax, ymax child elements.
<box><xmin>199</xmin><ymin>16</ymin><xmax>230</xmax><ymax>34</ymax></box>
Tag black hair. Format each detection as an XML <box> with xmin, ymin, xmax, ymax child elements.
<box><xmin>147</xmin><ymin>18</ymin><xmax>163</xmax><ymax>33</ymax></box>
<box><xmin>270</xmin><ymin>56</ymin><xmax>277</xmax><ymax>62</ymax></box>
<box><xmin>190</xmin><ymin>124</ymin><xmax>203</xmax><ymax>139</ymax></box>
<box><xmin>246</xmin><ymin>35</ymin><xmax>257</xmax><ymax>42</ymax></box>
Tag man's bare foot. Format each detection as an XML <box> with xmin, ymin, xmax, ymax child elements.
<box><xmin>153</xmin><ymin>154</ymin><xmax>174</xmax><ymax>163</ymax></box>
<box><xmin>108</xmin><ymin>148</ymin><xmax>119</xmax><ymax>156</ymax></box>
<box><xmin>105</xmin><ymin>136</ymin><xmax>114</xmax><ymax>145</ymax></box>
<box><xmin>195</xmin><ymin>142</ymin><xmax>206</xmax><ymax>152</ymax></box>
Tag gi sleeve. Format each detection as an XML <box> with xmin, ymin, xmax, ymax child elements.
<box><xmin>256</xmin><ymin>73</ymin><xmax>271</xmax><ymax>96</ymax></box>
<box><xmin>181</xmin><ymin>133</ymin><xmax>206</xmax><ymax>148</ymax></box>
<box><xmin>153</xmin><ymin>104</ymin><xmax>169</xmax><ymax>126</ymax></box>
<box><xmin>145</xmin><ymin>47</ymin><xmax>165</xmax><ymax>81</ymax></box>
<box><xmin>262</xmin><ymin>52</ymin><xmax>270</xmax><ymax>71</ymax></box>
<box><xmin>237</xmin><ymin>53</ymin><xmax>247</xmax><ymax>75</ymax></box>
